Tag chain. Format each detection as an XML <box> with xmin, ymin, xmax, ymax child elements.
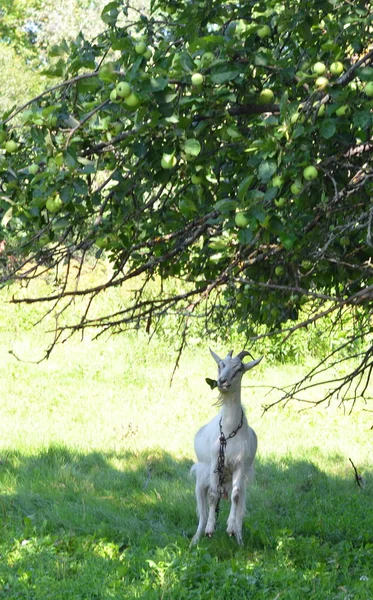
<box><xmin>214</xmin><ymin>409</ymin><xmax>244</xmax><ymax>518</ymax></box>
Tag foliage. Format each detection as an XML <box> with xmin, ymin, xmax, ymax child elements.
<box><xmin>1</xmin><ymin>0</ymin><xmax>373</xmax><ymax>404</ymax></box>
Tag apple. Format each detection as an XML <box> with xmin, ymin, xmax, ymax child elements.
<box><xmin>259</xmin><ymin>88</ymin><xmax>274</xmax><ymax>104</ymax></box>
<box><xmin>28</xmin><ymin>163</ymin><xmax>39</xmax><ymax>175</ymax></box>
<box><xmin>301</xmin><ymin>260</ymin><xmax>312</xmax><ymax>270</ymax></box>
<box><xmin>272</xmin><ymin>175</ymin><xmax>283</xmax><ymax>187</ymax></box>
<box><xmin>290</xmin><ymin>112</ymin><xmax>300</xmax><ymax>124</ymax></box>
<box><xmin>336</xmin><ymin>105</ymin><xmax>350</xmax><ymax>116</ymax></box>
<box><xmin>291</xmin><ymin>182</ymin><xmax>302</xmax><ymax>195</ymax></box>
<box><xmin>191</xmin><ymin>72</ymin><xmax>204</xmax><ymax>86</ymax></box>
<box><xmin>303</xmin><ymin>165</ymin><xmax>318</xmax><ymax>181</ymax></box>
<box><xmin>46</xmin><ymin>194</ymin><xmax>63</xmax><ymax>213</ymax></box>
<box><xmin>191</xmin><ymin>174</ymin><xmax>203</xmax><ymax>184</ymax></box>
<box><xmin>257</xmin><ymin>24</ymin><xmax>271</xmax><ymax>38</ymax></box>
<box><xmin>124</xmin><ymin>93</ymin><xmax>140</xmax><ymax>108</ymax></box>
<box><xmin>330</xmin><ymin>61</ymin><xmax>344</xmax><ymax>76</ymax></box>
<box><xmin>143</xmin><ymin>48</ymin><xmax>153</xmax><ymax>60</ymax></box>
<box><xmin>110</xmin><ymin>89</ymin><xmax>119</xmax><ymax>102</ymax></box>
<box><xmin>274</xmin><ymin>197</ymin><xmax>286</xmax><ymax>207</ymax></box>
<box><xmin>116</xmin><ymin>81</ymin><xmax>131</xmax><ymax>98</ymax></box>
<box><xmin>5</xmin><ymin>140</ymin><xmax>19</xmax><ymax>153</ymax></box>
<box><xmin>313</xmin><ymin>102</ymin><xmax>325</xmax><ymax>117</ymax></box>
<box><xmin>95</xmin><ymin>236</ymin><xmax>109</xmax><ymax>249</ymax></box>
<box><xmin>135</xmin><ymin>41</ymin><xmax>147</xmax><ymax>55</ymax></box>
<box><xmin>364</xmin><ymin>82</ymin><xmax>373</xmax><ymax>97</ymax></box>
<box><xmin>38</xmin><ymin>234</ymin><xmax>50</xmax><ymax>247</ymax></box>
<box><xmin>235</xmin><ymin>212</ymin><xmax>249</xmax><ymax>228</ymax></box>
<box><xmin>275</xmin><ymin>265</ymin><xmax>285</xmax><ymax>276</ymax></box>
<box><xmin>315</xmin><ymin>76</ymin><xmax>329</xmax><ymax>89</ymax></box>
<box><xmin>313</xmin><ymin>61</ymin><xmax>326</xmax><ymax>75</ymax></box>
<box><xmin>339</xmin><ymin>236</ymin><xmax>350</xmax><ymax>247</ymax></box>
<box><xmin>161</xmin><ymin>153</ymin><xmax>177</xmax><ymax>169</ymax></box>
<box><xmin>201</xmin><ymin>51</ymin><xmax>214</xmax><ymax>67</ymax></box>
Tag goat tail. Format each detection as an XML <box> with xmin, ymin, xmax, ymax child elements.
<box><xmin>190</xmin><ymin>463</ymin><xmax>198</xmax><ymax>478</ymax></box>
<box><xmin>190</xmin><ymin>462</ymin><xmax>210</xmax><ymax>487</ymax></box>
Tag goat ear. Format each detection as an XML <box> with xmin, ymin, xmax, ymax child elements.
<box><xmin>209</xmin><ymin>348</ymin><xmax>221</xmax><ymax>364</ymax></box>
<box><xmin>243</xmin><ymin>356</ymin><xmax>263</xmax><ymax>372</ymax></box>
<box><xmin>205</xmin><ymin>378</ymin><xmax>218</xmax><ymax>390</ymax></box>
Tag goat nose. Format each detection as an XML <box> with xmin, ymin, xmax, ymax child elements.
<box><xmin>219</xmin><ymin>378</ymin><xmax>227</xmax><ymax>386</ymax></box>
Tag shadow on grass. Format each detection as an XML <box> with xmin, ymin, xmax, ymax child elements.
<box><xmin>1</xmin><ymin>445</ymin><xmax>372</xmax><ymax>549</ymax></box>
<box><xmin>0</xmin><ymin>447</ymin><xmax>373</xmax><ymax>598</ymax></box>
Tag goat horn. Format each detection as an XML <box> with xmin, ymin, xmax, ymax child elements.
<box><xmin>237</xmin><ymin>350</ymin><xmax>253</xmax><ymax>361</ymax></box>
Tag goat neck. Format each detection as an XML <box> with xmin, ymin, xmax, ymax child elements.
<box><xmin>219</xmin><ymin>384</ymin><xmax>244</xmax><ymax>433</ymax></box>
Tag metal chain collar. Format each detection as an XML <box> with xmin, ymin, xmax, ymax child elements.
<box><xmin>214</xmin><ymin>409</ymin><xmax>244</xmax><ymax>518</ymax></box>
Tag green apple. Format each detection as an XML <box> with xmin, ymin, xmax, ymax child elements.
<box><xmin>161</xmin><ymin>153</ymin><xmax>177</xmax><ymax>169</ymax></box>
<box><xmin>272</xmin><ymin>175</ymin><xmax>284</xmax><ymax>187</ymax></box>
<box><xmin>274</xmin><ymin>197</ymin><xmax>286</xmax><ymax>208</ymax></box>
<box><xmin>191</xmin><ymin>72</ymin><xmax>204</xmax><ymax>86</ymax></box>
<box><xmin>124</xmin><ymin>93</ymin><xmax>140</xmax><ymax>108</ymax></box>
<box><xmin>303</xmin><ymin>165</ymin><xmax>318</xmax><ymax>181</ymax></box>
<box><xmin>339</xmin><ymin>236</ymin><xmax>350</xmax><ymax>247</ymax></box>
<box><xmin>313</xmin><ymin>61</ymin><xmax>326</xmax><ymax>75</ymax></box>
<box><xmin>336</xmin><ymin>104</ymin><xmax>350</xmax><ymax>116</ymax></box>
<box><xmin>38</xmin><ymin>234</ymin><xmax>50</xmax><ymax>247</ymax></box>
<box><xmin>364</xmin><ymin>82</ymin><xmax>373</xmax><ymax>97</ymax></box>
<box><xmin>143</xmin><ymin>48</ymin><xmax>153</xmax><ymax>60</ymax></box>
<box><xmin>201</xmin><ymin>51</ymin><xmax>214</xmax><ymax>67</ymax></box>
<box><xmin>135</xmin><ymin>41</ymin><xmax>147</xmax><ymax>55</ymax></box>
<box><xmin>28</xmin><ymin>163</ymin><xmax>39</xmax><ymax>175</ymax></box>
<box><xmin>301</xmin><ymin>260</ymin><xmax>312</xmax><ymax>270</ymax></box>
<box><xmin>291</xmin><ymin>182</ymin><xmax>302</xmax><ymax>195</ymax></box>
<box><xmin>330</xmin><ymin>61</ymin><xmax>344</xmax><ymax>76</ymax></box>
<box><xmin>259</xmin><ymin>88</ymin><xmax>274</xmax><ymax>104</ymax></box>
<box><xmin>46</xmin><ymin>194</ymin><xmax>63</xmax><ymax>213</ymax></box>
<box><xmin>275</xmin><ymin>265</ymin><xmax>285</xmax><ymax>276</ymax></box>
<box><xmin>257</xmin><ymin>24</ymin><xmax>271</xmax><ymax>38</ymax></box>
<box><xmin>315</xmin><ymin>76</ymin><xmax>329</xmax><ymax>89</ymax></box>
<box><xmin>110</xmin><ymin>89</ymin><xmax>119</xmax><ymax>102</ymax></box>
<box><xmin>191</xmin><ymin>173</ymin><xmax>203</xmax><ymax>184</ymax></box>
<box><xmin>313</xmin><ymin>101</ymin><xmax>326</xmax><ymax>117</ymax></box>
<box><xmin>235</xmin><ymin>212</ymin><xmax>249</xmax><ymax>228</ymax></box>
<box><xmin>5</xmin><ymin>140</ymin><xmax>19</xmax><ymax>153</ymax></box>
<box><xmin>116</xmin><ymin>81</ymin><xmax>131</xmax><ymax>98</ymax></box>
<box><xmin>290</xmin><ymin>112</ymin><xmax>301</xmax><ymax>124</ymax></box>
<box><xmin>95</xmin><ymin>236</ymin><xmax>109</xmax><ymax>249</ymax></box>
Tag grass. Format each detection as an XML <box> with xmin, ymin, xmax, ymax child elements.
<box><xmin>0</xmin><ymin>271</ymin><xmax>373</xmax><ymax>599</ymax></box>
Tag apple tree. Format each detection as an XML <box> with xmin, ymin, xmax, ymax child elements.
<box><xmin>1</xmin><ymin>0</ymin><xmax>373</xmax><ymax>406</ymax></box>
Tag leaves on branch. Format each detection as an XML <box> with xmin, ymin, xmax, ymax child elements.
<box><xmin>1</xmin><ymin>0</ymin><xmax>373</xmax><ymax>411</ymax></box>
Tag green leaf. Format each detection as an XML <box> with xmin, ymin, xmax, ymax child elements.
<box><xmin>101</xmin><ymin>1</ymin><xmax>120</xmax><ymax>25</ymax></box>
<box><xmin>215</xmin><ymin>198</ymin><xmax>238</xmax><ymax>213</ymax></box>
<box><xmin>258</xmin><ymin>160</ymin><xmax>277</xmax><ymax>183</ymax></box>
<box><xmin>149</xmin><ymin>77</ymin><xmax>169</xmax><ymax>92</ymax></box>
<box><xmin>180</xmin><ymin>52</ymin><xmax>194</xmax><ymax>73</ymax></box>
<box><xmin>321</xmin><ymin>120</ymin><xmax>336</xmax><ymax>139</ymax></box>
<box><xmin>183</xmin><ymin>139</ymin><xmax>201</xmax><ymax>156</ymax></box>
<box><xmin>237</xmin><ymin>175</ymin><xmax>255</xmax><ymax>201</ymax></box>
<box><xmin>210</xmin><ymin>68</ymin><xmax>241</xmax><ymax>84</ymax></box>
<box><xmin>238</xmin><ymin>227</ymin><xmax>254</xmax><ymax>245</ymax></box>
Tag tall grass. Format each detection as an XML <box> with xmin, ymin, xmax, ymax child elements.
<box><xmin>0</xmin><ymin>268</ymin><xmax>372</xmax><ymax>599</ymax></box>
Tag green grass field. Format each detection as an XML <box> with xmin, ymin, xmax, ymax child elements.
<box><xmin>0</xmin><ymin>272</ymin><xmax>372</xmax><ymax>599</ymax></box>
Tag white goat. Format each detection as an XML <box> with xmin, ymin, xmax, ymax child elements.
<box><xmin>191</xmin><ymin>349</ymin><xmax>261</xmax><ymax>545</ymax></box>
